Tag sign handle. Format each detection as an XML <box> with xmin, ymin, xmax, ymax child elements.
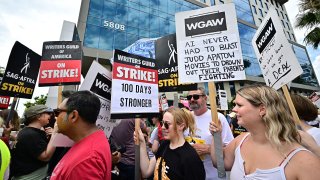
<box><xmin>173</xmin><ymin>93</ymin><xmax>179</xmax><ymax>107</ymax></box>
<box><xmin>6</xmin><ymin>97</ymin><xmax>18</xmax><ymax>127</ymax></box>
<box><xmin>58</xmin><ymin>86</ymin><xmax>63</xmax><ymax>104</ymax></box>
<box><xmin>134</xmin><ymin>118</ymin><xmax>141</xmax><ymax>180</ymax></box>
<box><xmin>208</xmin><ymin>82</ymin><xmax>226</xmax><ymax>178</ymax></box>
<box><xmin>281</xmin><ymin>85</ymin><xmax>301</xmax><ymax>127</ymax></box>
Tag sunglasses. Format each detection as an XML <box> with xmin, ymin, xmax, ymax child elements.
<box><xmin>186</xmin><ymin>94</ymin><xmax>205</xmax><ymax>100</ymax></box>
<box><xmin>161</xmin><ymin>121</ymin><xmax>171</xmax><ymax>129</ymax></box>
<box><xmin>53</xmin><ymin>108</ymin><xmax>68</xmax><ymax>117</ymax></box>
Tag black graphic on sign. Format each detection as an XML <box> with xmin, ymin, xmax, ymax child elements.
<box><xmin>42</xmin><ymin>41</ymin><xmax>82</xmax><ymax>61</ymax></box>
<box><xmin>156</xmin><ymin>34</ymin><xmax>197</xmax><ymax>92</ymax></box>
<box><xmin>255</xmin><ymin>18</ymin><xmax>276</xmax><ymax>53</ymax></box>
<box><xmin>185</xmin><ymin>12</ymin><xmax>227</xmax><ymax>37</ymax></box>
<box><xmin>90</xmin><ymin>73</ymin><xmax>112</xmax><ymax>101</ymax></box>
<box><xmin>0</xmin><ymin>41</ymin><xmax>41</xmax><ymax>99</ymax></box>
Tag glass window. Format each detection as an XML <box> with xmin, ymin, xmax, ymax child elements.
<box><xmin>285</xmin><ymin>14</ymin><xmax>289</xmax><ymax>21</ymax></box>
<box><xmin>234</xmin><ymin>0</ymin><xmax>254</xmax><ymax>24</ymax></box>
<box><xmin>210</xmin><ymin>0</ymin><xmax>215</xmax><ymax>6</ymax></box>
<box><xmin>280</xmin><ymin>12</ymin><xmax>284</xmax><ymax>19</ymax></box>
<box><xmin>252</xmin><ymin>5</ymin><xmax>257</xmax><ymax>14</ymax></box>
<box><xmin>265</xmin><ymin>3</ymin><xmax>268</xmax><ymax>9</ymax></box>
<box><xmin>84</xmin><ymin>0</ymin><xmax>205</xmax><ymax>52</ymax></box>
<box><xmin>292</xmin><ymin>33</ymin><xmax>296</xmax><ymax>41</ymax></box>
<box><xmin>259</xmin><ymin>9</ymin><xmax>263</xmax><ymax>17</ymax></box>
<box><xmin>139</xmin><ymin>11</ymin><xmax>150</xmax><ymax>30</ymax></box>
<box><xmin>102</xmin><ymin>1</ymin><xmax>116</xmax><ymax>19</ymax></box>
<box><xmin>259</xmin><ymin>0</ymin><xmax>263</xmax><ymax>7</ymax></box>
<box><xmin>113</xmin><ymin>30</ymin><xmax>126</xmax><ymax>50</ymax></box>
<box><xmin>84</xmin><ymin>24</ymin><xmax>100</xmax><ymax>49</ymax></box>
<box><xmin>99</xmin><ymin>28</ymin><xmax>114</xmax><ymax>50</ymax></box>
<box><xmin>88</xmin><ymin>0</ymin><xmax>103</xmax><ymax>17</ymax></box>
<box><xmin>292</xmin><ymin>44</ymin><xmax>319</xmax><ymax>86</ymax></box>
<box><xmin>287</xmin><ymin>31</ymin><xmax>291</xmax><ymax>40</ymax></box>
<box><xmin>281</xmin><ymin>20</ymin><xmax>285</xmax><ymax>28</ymax></box>
<box><xmin>127</xmin><ymin>8</ymin><xmax>139</xmax><ymax>28</ymax></box>
<box><xmin>286</xmin><ymin>22</ymin><xmax>290</xmax><ymax>29</ymax></box>
<box><xmin>159</xmin><ymin>0</ymin><xmax>168</xmax><ymax>13</ymax></box>
<box><xmin>229</xmin><ymin>82</ymin><xmax>236</xmax><ymax>96</ymax></box>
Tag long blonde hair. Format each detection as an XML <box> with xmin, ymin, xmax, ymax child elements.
<box><xmin>165</xmin><ymin>107</ymin><xmax>196</xmax><ymax>137</ymax></box>
<box><xmin>237</xmin><ymin>84</ymin><xmax>300</xmax><ymax>147</ymax></box>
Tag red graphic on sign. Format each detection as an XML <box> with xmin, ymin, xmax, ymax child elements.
<box><xmin>0</xmin><ymin>96</ymin><xmax>10</xmax><ymax>109</ymax></box>
<box><xmin>38</xmin><ymin>60</ymin><xmax>81</xmax><ymax>86</ymax></box>
<box><xmin>113</xmin><ymin>62</ymin><xmax>158</xmax><ymax>84</ymax></box>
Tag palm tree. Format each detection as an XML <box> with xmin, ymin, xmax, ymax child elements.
<box><xmin>295</xmin><ymin>0</ymin><xmax>320</xmax><ymax>49</ymax></box>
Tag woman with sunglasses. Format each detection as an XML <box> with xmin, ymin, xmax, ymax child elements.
<box><xmin>210</xmin><ymin>85</ymin><xmax>320</xmax><ymax>180</ymax></box>
<box><xmin>134</xmin><ymin>107</ymin><xmax>205</xmax><ymax>180</ymax></box>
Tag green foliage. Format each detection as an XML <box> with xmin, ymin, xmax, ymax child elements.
<box><xmin>296</xmin><ymin>0</ymin><xmax>320</xmax><ymax>49</ymax></box>
<box><xmin>23</xmin><ymin>94</ymin><xmax>47</xmax><ymax>109</ymax></box>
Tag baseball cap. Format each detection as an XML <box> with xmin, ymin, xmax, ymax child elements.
<box><xmin>24</xmin><ymin>105</ymin><xmax>54</xmax><ymax>119</ymax></box>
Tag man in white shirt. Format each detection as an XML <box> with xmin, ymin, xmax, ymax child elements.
<box><xmin>186</xmin><ymin>87</ymin><xmax>234</xmax><ymax>180</ymax></box>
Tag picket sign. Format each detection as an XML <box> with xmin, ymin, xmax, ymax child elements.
<box><xmin>250</xmin><ymin>7</ymin><xmax>303</xmax><ymax>128</ymax></box>
<box><xmin>208</xmin><ymin>82</ymin><xmax>226</xmax><ymax>178</ymax></box>
<box><xmin>281</xmin><ymin>85</ymin><xmax>301</xmax><ymax>127</ymax></box>
<box><xmin>175</xmin><ymin>3</ymin><xmax>244</xmax><ymax>178</ymax></box>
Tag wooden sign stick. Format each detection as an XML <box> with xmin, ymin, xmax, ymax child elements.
<box><xmin>208</xmin><ymin>82</ymin><xmax>226</xmax><ymax>178</ymax></box>
<box><xmin>281</xmin><ymin>85</ymin><xmax>301</xmax><ymax>127</ymax></box>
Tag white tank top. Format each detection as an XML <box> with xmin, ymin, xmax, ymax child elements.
<box><xmin>230</xmin><ymin>133</ymin><xmax>308</xmax><ymax>180</ymax></box>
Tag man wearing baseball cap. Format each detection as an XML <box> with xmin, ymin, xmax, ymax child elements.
<box><xmin>11</xmin><ymin>105</ymin><xmax>58</xmax><ymax>179</ymax></box>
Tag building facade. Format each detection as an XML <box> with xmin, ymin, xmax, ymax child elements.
<box><xmin>77</xmin><ymin>0</ymin><xmax>319</xmax><ymax>102</ymax></box>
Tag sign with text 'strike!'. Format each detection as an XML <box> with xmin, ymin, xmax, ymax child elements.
<box><xmin>39</xmin><ymin>41</ymin><xmax>82</xmax><ymax>86</ymax></box>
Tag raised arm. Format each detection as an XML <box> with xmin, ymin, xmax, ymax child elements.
<box><xmin>209</xmin><ymin>121</ymin><xmax>240</xmax><ymax>170</ymax></box>
<box><xmin>134</xmin><ymin>129</ymin><xmax>156</xmax><ymax>178</ymax></box>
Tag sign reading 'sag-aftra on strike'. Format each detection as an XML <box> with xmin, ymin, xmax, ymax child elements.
<box><xmin>39</xmin><ymin>41</ymin><xmax>82</xmax><ymax>86</ymax></box>
<box><xmin>0</xmin><ymin>41</ymin><xmax>41</xmax><ymax>99</ymax></box>
<box><xmin>175</xmin><ymin>3</ymin><xmax>246</xmax><ymax>84</ymax></box>
<box><xmin>252</xmin><ymin>7</ymin><xmax>303</xmax><ymax>90</ymax></box>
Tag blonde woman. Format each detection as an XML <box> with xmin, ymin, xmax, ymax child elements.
<box><xmin>210</xmin><ymin>84</ymin><xmax>320</xmax><ymax>179</ymax></box>
<box><xmin>134</xmin><ymin>107</ymin><xmax>205</xmax><ymax>180</ymax></box>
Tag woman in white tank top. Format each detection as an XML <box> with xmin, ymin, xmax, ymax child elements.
<box><xmin>209</xmin><ymin>85</ymin><xmax>320</xmax><ymax>180</ymax></box>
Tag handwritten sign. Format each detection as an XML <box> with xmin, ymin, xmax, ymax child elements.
<box><xmin>175</xmin><ymin>4</ymin><xmax>245</xmax><ymax>83</ymax></box>
<box><xmin>251</xmin><ymin>7</ymin><xmax>303</xmax><ymax>90</ymax></box>
<box><xmin>79</xmin><ymin>61</ymin><xmax>116</xmax><ymax>137</ymax></box>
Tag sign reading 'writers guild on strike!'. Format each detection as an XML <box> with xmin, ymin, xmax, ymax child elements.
<box><xmin>175</xmin><ymin>3</ymin><xmax>246</xmax><ymax>83</ymax></box>
<box><xmin>0</xmin><ymin>41</ymin><xmax>41</xmax><ymax>99</ymax></box>
<box><xmin>39</xmin><ymin>41</ymin><xmax>82</xmax><ymax>86</ymax></box>
<box><xmin>111</xmin><ymin>50</ymin><xmax>159</xmax><ymax>118</ymax></box>
<box><xmin>252</xmin><ymin>7</ymin><xmax>303</xmax><ymax>90</ymax></box>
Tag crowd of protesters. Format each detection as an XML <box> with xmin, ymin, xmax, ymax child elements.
<box><xmin>0</xmin><ymin>85</ymin><xmax>319</xmax><ymax>180</ymax></box>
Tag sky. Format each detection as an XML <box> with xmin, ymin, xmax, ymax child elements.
<box><xmin>0</xmin><ymin>0</ymin><xmax>319</xmax><ymax>116</ymax></box>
